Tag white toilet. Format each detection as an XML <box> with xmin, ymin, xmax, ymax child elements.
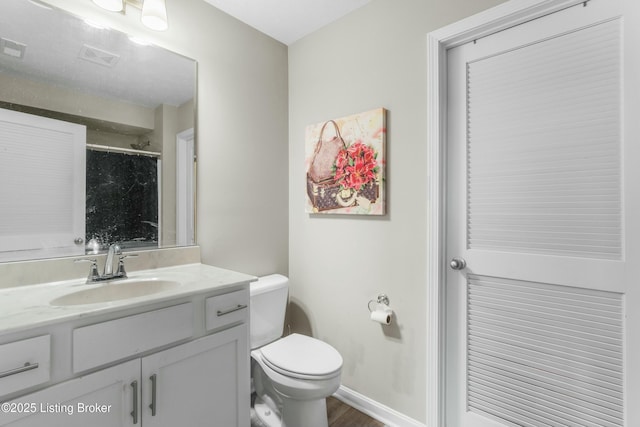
<box><xmin>250</xmin><ymin>274</ymin><xmax>343</xmax><ymax>427</ymax></box>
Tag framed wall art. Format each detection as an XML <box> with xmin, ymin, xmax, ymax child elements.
<box><xmin>305</xmin><ymin>108</ymin><xmax>386</xmax><ymax>215</ymax></box>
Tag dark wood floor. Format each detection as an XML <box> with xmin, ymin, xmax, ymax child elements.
<box><xmin>251</xmin><ymin>395</ymin><xmax>384</xmax><ymax>427</ymax></box>
<box><xmin>327</xmin><ymin>396</ymin><xmax>385</xmax><ymax>427</ymax></box>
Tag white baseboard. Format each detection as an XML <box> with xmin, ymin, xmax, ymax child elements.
<box><xmin>333</xmin><ymin>386</ymin><xmax>426</xmax><ymax>427</ymax></box>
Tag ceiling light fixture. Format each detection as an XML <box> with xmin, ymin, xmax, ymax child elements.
<box><xmin>141</xmin><ymin>0</ymin><xmax>168</xmax><ymax>31</ymax></box>
<box><xmin>91</xmin><ymin>0</ymin><xmax>168</xmax><ymax>32</ymax></box>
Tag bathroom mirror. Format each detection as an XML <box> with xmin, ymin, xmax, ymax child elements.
<box><xmin>0</xmin><ymin>0</ymin><xmax>196</xmax><ymax>262</ymax></box>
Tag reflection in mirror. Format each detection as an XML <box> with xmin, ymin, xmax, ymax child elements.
<box><xmin>0</xmin><ymin>0</ymin><xmax>197</xmax><ymax>262</ymax></box>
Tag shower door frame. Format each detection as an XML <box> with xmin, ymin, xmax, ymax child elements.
<box><xmin>425</xmin><ymin>1</ymin><xmax>589</xmax><ymax>426</ymax></box>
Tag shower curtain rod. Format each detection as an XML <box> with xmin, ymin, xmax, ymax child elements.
<box><xmin>86</xmin><ymin>143</ymin><xmax>161</xmax><ymax>158</ymax></box>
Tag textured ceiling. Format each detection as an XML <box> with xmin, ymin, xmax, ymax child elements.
<box><xmin>0</xmin><ymin>0</ymin><xmax>194</xmax><ymax>110</ymax></box>
<box><xmin>202</xmin><ymin>0</ymin><xmax>371</xmax><ymax>45</ymax></box>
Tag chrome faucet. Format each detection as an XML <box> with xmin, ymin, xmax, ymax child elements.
<box><xmin>104</xmin><ymin>243</ymin><xmax>121</xmax><ymax>277</ymax></box>
<box><xmin>75</xmin><ymin>243</ymin><xmax>138</xmax><ymax>283</ymax></box>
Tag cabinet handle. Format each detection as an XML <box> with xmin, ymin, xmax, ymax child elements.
<box><xmin>130</xmin><ymin>380</ymin><xmax>138</xmax><ymax>424</ymax></box>
<box><xmin>217</xmin><ymin>304</ymin><xmax>248</xmax><ymax>317</ymax></box>
<box><xmin>0</xmin><ymin>362</ymin><xmax>39</xmax><ymax>379</ymax></box>
<box><xmin>149</xmin><ymin>374</ymin><xmax>157</xmax><ymax>416</ymax></box>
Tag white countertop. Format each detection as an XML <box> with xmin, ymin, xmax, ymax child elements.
<box><xmin>0</xmin><ymin>263</ymin><xmax>256</xmax><ymax>336</ymax></box>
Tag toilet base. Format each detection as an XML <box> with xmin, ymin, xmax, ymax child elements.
<box><xmin>252</xmin><ymin>393</ymin><xmax>329</xmax><ymax>427</ymax></box>
<box><xmin>282</xmin><ymin>396</ymin><xmax>328</xmax><ymax>427</ymax></box>
<box><xmin>253</xmin><ymin>395</ymin><xmax>282</xmax><ymax>427</ymax></box>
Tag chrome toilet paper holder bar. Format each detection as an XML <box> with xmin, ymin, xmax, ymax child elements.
<box><xmin>368</xmin><ymin>294</ymin><xmax>390</xmax><ymax>312</ymax></box>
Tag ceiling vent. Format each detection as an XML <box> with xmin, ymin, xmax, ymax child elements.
<box><xmin>78</xmin><ymin>44</ymin><xmax>120</xmax><ymax>68</ymax></box>
<box><xmin>0</xmin><ymin>38</ymin><xmax>27</xmax><ymax>59</ymax></box>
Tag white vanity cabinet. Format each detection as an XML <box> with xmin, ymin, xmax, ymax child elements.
<box><xmin>1</xmin><ymin>325</ymin><xmax>248</xmax><ymax>427</ymax></box>
<box><xmin>141</xmin><ymin>324</ymin><xmax>249</xmax><ymax>427</ymax></box>
<box><xmin>0</xmin><ymin>359</ymin><xmax>140</xmax><ymax>427</ymax></box>
<box><xmin>0</xmin><ymin>336</ymin><xmax>51</xmax><ymax>397</ymax></box>
<box><xmin>0</xmin><ymin>281</ymin><xmax>251</xmax><ymax>427</ymax></box>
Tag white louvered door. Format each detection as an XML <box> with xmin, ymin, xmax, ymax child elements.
<box><xmin>0</xmin><ymin>108</ymin><xmax>86</xmax><ymax>261</ymax></box>
<box><xmin>445</xmin><ymin>1</ymin><xmax>639</xmax><ymax>426</ymax></box>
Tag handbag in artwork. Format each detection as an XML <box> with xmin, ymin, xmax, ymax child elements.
<box><xmin>306</xmin><ymin>120</ymin><xmax>379</xmax><ymax>212</ymax></box>
<box><xmin>307</xmin><ymin>120</ymin><xmax>344</xmax><ymax>183</ymax></box>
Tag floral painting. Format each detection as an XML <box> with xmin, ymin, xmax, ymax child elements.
<box><xmin>305</xmin><ymin>108</ymin><xmax>386</xmax><ymax>215</ymax></box>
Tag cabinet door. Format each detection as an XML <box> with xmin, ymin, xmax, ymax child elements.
<box><xmin>141</xmin><ymin>324</ymin><xmax>249</xmax><ymax>427</ymax></box>
<box><xmin>1</xmin><ymin>359</ymin><xmax>139</xmax><ymax>427</ymax></box>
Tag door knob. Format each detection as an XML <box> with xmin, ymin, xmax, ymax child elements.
<box><xmin>450</xmin><ymin>257</ymin><xmax>466</xmax><ymax>270</ymax></box>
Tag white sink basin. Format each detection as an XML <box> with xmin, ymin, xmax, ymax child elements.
<box><xmin>50</xmin><ymin>279</ymin><xmax>181</xmax><ymax>306</ymax></box>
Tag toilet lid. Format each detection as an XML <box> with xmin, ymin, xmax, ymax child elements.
<box><xmin>260</xmin><ymin>333</ymin><xmax>343</xmax><ymax>378</ymax></box>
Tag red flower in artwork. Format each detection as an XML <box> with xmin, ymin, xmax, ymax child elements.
<box><xmin>332</xmin><ymin>141</ymin><xmax>379</xmax><ymax>191</ymax></box>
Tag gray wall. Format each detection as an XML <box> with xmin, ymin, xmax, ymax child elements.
<box><xmin>46</xmin><ymin>0</ymin><xmax>290</xmax><ymax>277</ymax></box>
<box><xmin>288</xmin><ymin>0</ymin><xmax>506</xmax><ymax>422</ymax></box>
<box><xmin>29</xmin><ymin>0</ymin><xmax>518</xmax><ymax>423</ymax></box>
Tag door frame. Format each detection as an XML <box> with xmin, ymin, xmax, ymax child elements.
<box><xmin>176</xmin><ymin>127</ymin><xmax>195</xmax><ymax>246</ymax></box>
<box><xmin>425</xmin><ymin>1</ymin><xmax>588</xmax><ymax>426</ymax></box>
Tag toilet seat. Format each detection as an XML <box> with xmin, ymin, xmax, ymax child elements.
<box><xmin>259</xmin><ymin>333</ymin><xmax>343</xmax><ymax>381</ymax></box>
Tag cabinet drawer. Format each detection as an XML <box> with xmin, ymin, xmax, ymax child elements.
<box><xmin>206</xmin><ymin>289</ymin><xmax>248</xmax><ymax>331</ymax></box>
<box><xmin>73</xmin><ymin>303</ymin><xmax>193</xmax><ymax>373</ymax></box>
<box><xmin>0</xmin><ymin>335</ymin><xmax>50</xmax><ymax>397</ymax></box>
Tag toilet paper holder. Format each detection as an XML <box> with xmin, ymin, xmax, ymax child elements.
<box><xmin>368</xmin><ymin>294</ymin><xmax>393</xmax><ymax>325</ymax></box>
<box><xmin>367</xmin><ymin>294</ymin><xmax>390</xmax><ymax>312</ymax></box>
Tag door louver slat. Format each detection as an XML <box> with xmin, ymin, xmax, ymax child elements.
<box><xmin>466</xmin><ymin>19</ymin><xmax>622</xmax><ymax>260</ymax></box>
<box><xmin>467</xmin><ymin>275</ymin><xmax>624</xmax><ymax>427</ymax></box>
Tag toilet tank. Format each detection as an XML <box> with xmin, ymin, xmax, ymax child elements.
<box><xmin>250</xmin><ymin>274</ymin><xmax>289</xmax><ymax>349</ymax></box>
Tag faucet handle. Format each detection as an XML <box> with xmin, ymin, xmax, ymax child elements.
<box><xmin>74</xmin><ymin>258</ymin><xmax>100</xmax><ymax>283</ymax></box>
<box><xmin>116</xmin><ymin>254</ymin><xmax>138</xmax><ymax>278</ymax></box>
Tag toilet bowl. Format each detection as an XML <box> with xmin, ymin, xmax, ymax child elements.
<box><xmin>250</xmin><ymin>275</ymin><xmax>343</xmax><ymax>427</ymax></box>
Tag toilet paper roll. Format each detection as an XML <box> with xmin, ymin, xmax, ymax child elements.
<box><xmin>370</xmin><ymin>309</ymin><xmax>392</xmax><ymax>325</ymax></box>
